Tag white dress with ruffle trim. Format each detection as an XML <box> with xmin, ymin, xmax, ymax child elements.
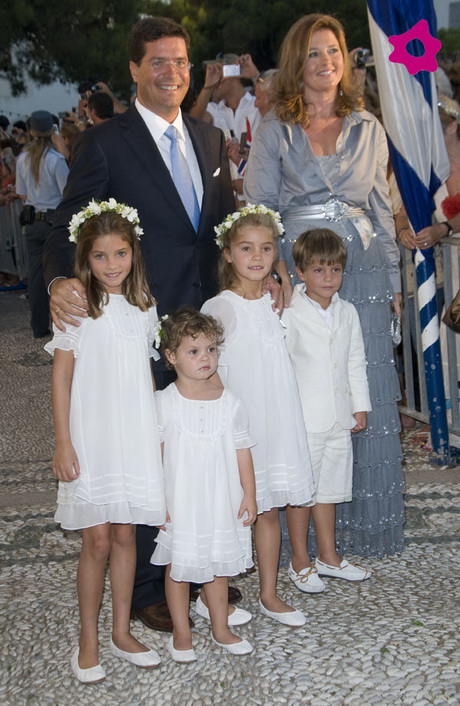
<box><xmin>202</xmin><ymin>291</ymin><xmax>315</xmax><ymax>513</ymax></box>
<box><xmin>45</xmin><ymin>294</ymin><xmax>165</xmax><ymax>529</ymax></box>
<box><xmin>151</xmin><ymin>384</ymin><xmax>254</xmax><ymax>583</ymax></box>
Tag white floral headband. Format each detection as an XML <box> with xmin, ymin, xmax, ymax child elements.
<box><xmin>438</xmin><ymin>96</ymin><xmax>460</xmax><ymax>123</ymax></box>
<box><xmin>214</xmin><ymin>203</ymin><xmax>285</xmax><ymax>249</ymax></box>
<box><xmin>153</xmin><ymin>315</ymin><xmax>169</xmax><ymax>349</ymax></box>
<box><xmin>68</xmin><ymin>198</ymin><xmax>144</xmax><ymax>243</ymax></box>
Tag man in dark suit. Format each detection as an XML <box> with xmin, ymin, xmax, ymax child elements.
<box><xmin>43</xmin><ymin>16</ymin><xmax>236</xmax><ymax>632</ymax></box>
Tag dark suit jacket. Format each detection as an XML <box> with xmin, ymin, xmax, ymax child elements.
<box><xmin>43</xmin><ymin>106</ymin><xmax>235</xmax><ymax>318</ymax></box>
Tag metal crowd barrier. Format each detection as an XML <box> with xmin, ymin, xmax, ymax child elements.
<box><xmin>0</xmin><ymin>200</ymin><xmax>29</xmax><ymax>282</ymax></box>
<box><xmin>399</xmin><ymin>234</ymin><xmax>460</xmax><ymax>443</ymax></box>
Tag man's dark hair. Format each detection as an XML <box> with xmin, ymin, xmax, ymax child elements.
<box><xmin>88</xmin><ymin>92</ymin><xmax>114</xmax><ymax>120</ymax></box>
<box><xmin>128</xmin><ymin>16</ymin><xmax>190</xmax><ymax>65</ymax></box>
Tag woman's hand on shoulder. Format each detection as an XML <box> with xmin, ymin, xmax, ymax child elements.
<box><xmin>263</xmin><ymin>260</ymin><xmax>293</xmax><ymax>312</ymax></box>
<box><xmin>50</xmin><ymin>277</ymin><xmax>89</xmax><ymax>330</ymax></box>
<box><xmin>52</xmin><ymin>442</ymin><xmax>80</xmax><ymax>481</ymax></box>
<box><xmin>262</xmin><ymin>275</ymin><xmax>284</xmax><ymax>313</ymax></box>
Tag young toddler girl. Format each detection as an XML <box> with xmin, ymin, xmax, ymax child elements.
<box><xmin>46</xmin><ymin>199</ymin><xmax>165</xmax><ymax>683</ymax></box>
<box><xmin>151</xmin><ymin>307</ymin><xmax>257</xmax><ymax>661</ymax></box>
<box><xmin>201</xmin><ymin>204</ymin><xmax>318</xmax><ymax>627</ymax></box>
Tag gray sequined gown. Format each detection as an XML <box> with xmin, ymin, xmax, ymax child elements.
<box><xmin>245</xmin><ymin>111</ymin><xmax>405</xmax><ymax>557</ymax></box>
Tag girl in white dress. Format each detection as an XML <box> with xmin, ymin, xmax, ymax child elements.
<box><xmin>201</xmin><ymin>205</ymin><xmax>317</xmax><ymax>628</ymax></box>
<box><xmin>46</xmin><ymin>200</ymin><xmax>165</xmax><ymax>683</ymax></box>
<box><xmin>151</xmin><ymin>308</ymin><xmax>257</xmax><ymax>661</ymax></box>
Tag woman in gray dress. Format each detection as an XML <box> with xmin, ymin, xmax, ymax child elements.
<box><xmin>244</xmin><ymin>13</ymin><xmax>405</xmax><ymax>569</ymax></box>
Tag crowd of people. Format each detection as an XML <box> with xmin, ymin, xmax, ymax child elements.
<box><xmin>1</xmin><ymin>10</ymin><xmax>460</xmax><ymax>685</ymax></box>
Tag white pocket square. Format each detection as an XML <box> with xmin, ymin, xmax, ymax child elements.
<box><xmin>213</xmin><ymin>167</ymin><xmax>220</xmax><ymax>177</ymax></box>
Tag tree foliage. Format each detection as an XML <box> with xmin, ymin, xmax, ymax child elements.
<box><xmin>145</xmin><ymin>0</ymin><xmax>371</xmax><ymax>84</ymax></box>
<box><xmin>1</xmin><ymin>0</ymin><xmax>372</xmax><ymax>97</ymax></box>
<box><xmin>0</xmin><ymin>0</ymin><xmax>141</xmax><ymax>96</ymax></box>
<box><xmin>439</xmin><ymin>27</ymin><xmax>460</xmax><ymax>59</ymax></box>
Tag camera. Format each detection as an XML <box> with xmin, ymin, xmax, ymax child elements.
<box><xmin>222</xmin><ymin>64</ymin><xmax>240</xmax><ymax>78</ymax></box>
<box><xmin>355</xmin><ymin>48</ymin><xmax>370</xmax><ymax>68</ymax></box>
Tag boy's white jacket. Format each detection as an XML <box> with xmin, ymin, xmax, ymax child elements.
<box><xmin>282</xmin><ymin>285</ymin><xmax>371</xmax><ymax>433</ymax></box>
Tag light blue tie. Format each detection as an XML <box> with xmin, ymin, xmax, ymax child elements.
<box><xmin>164</xmin><ymin>125</ymin><xmax>200</xmax><ymax>231</ymax></box>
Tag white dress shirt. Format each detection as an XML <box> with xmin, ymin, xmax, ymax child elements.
<box><xmin>135</xmin><ymin>99</ymin><xmax>203</xmax><ymax>207</ymax></box>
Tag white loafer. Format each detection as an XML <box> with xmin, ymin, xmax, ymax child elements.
<box><xmin>288</xmin><ymin>562</ymin><xmax>326</xmax><ymax>594</ymax></box>
<box><xmin>110</xmin><ymin>639</ymin><xmax>161</xmax><ymax>668</ymax></box>
<box><xmin>71</xmin><ymin>648</ymin><xmax>106</xmax><ymax>684</ymax></box>
<box><xmin>211</xmin><ymin>635</ymin><xmax>253</xmax><ymax>655</ymax></box>
<box><xmin>315</xmin><ymin>558</ymin><xmax>372</xmax><ymax>582</ymax></box>
<box><xmin>258</xmin><ymin>600</ymin><xmax>306</xmax><ymax>627</ymax></box>
<box><xmin>167</xmin><ymin>636</ymin><xmax>197</xmax><ymax>663</ymax></box>
<box><xmin>194</xmin><ymin>595</ymin><xmax>252</xmax><ymax>626</ymax></box>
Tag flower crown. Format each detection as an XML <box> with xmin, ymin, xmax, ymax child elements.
<box><xmin>153</xmin><ymin>315</ymin><xmax>169</xmax><ymax>349</ymax></box>
<box><xmin>214</xmin><ymin>203</ymin><xmax>285</xmax><ymax>249</ymax></box>
<box><xmin>68</xmin><ymin>198</ymin><xmax>144</xmax><ymax>243</ymax></box>
<box><xmin>438</xmin><ymin>96</ymin><xmax>460</xmax><ymax>123</ymax></box>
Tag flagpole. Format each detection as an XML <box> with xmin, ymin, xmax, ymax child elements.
<box><xmin>414</xmin><ymin>246</ymin><xmax>450</xmax><ymax>461</ymax></box>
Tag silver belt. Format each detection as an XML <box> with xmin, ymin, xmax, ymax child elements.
<box><xmin>282</xmin><ymin>199</ymin><xmax>374</xmax><ymax>250</ymax></box>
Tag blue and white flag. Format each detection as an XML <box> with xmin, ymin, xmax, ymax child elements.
<box><xmin>367</xmin><ymin>0</ymin><xmax>451</xmax><ymax>459</ymax></box>
<box><xmin>367</xmin><ymin>0</ymin><xmax>449</xmax><ymax>231</ymax></box>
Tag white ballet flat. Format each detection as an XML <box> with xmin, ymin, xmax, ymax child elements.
<box><xmin>258</xmin><ymin>600</ymin><xmax>306</xmax><ymax>627</ymax></box>
<box><xmin>110</xmin><ymin>639</ymin><xmax>161</xmax><ymax>668</ymax></box>
<box><xmin>194</xmin><ymin>595</ymin><xmax>252</xmax><ymax>626</ymax></box>
<box><xmin>211</xmin><ymin>634</ymin><xmax>253</xmax><ymax>655</ymax></box>
<box><xmin>167</xmin><ymin>636</ymin><xmax>197</xmax><ymax>664</ymax></box>
<box><xmin>71</xmin><ymin>648</ymin><xmax>106</xmax><ymax>684</ymax></box>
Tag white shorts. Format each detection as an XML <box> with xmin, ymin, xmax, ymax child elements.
<box><xmin>307</xmin><ymin>423</ymin><xmax>353</xmax><ymax>504</ymax></box>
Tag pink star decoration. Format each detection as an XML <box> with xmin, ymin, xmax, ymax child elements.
<box><xmin>388</xmin><ymin>19</ymin><xmax>442</xmax><ymax>75</ymax></box>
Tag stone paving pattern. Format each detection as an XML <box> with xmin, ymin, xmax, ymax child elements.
<box><xmin>1</xmin><ymin>290</ymin><xmax>459</xmax><ymax>705</ymax></box>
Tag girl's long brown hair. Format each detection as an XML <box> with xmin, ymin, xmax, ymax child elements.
<box><xmin>271</xmin><ymin>13</ymin><xmax>364</xmax><ymax>128</ymax></box>
<box><xmin>74</xmin><ymin>211</ymin><xmax>154</xmax><ymax>319</ymax></box>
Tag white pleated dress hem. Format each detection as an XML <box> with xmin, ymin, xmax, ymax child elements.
<box><xmin>150</xmin><ymin>384</ymin><xmax>254</xmax><ymax>583</ymax></box>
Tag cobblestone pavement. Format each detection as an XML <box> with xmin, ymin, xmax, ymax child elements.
<box><xmin>1</xmin><ymin>290</ymin><xmax>459</xmax><ymax>706</ymax></box>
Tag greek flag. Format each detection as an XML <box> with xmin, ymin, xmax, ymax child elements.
<box><xmin>367</xmin><ymin>0</ymin><xmax>451</xmax><ymax>459</ymax></box>
<box><xmin>367</xmin><ymin>0</ymin><xmax>449</xmax><ymax>231</ymax></box>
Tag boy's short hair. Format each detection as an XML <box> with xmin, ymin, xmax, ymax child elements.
<box><xmin>292</xmin><ymin>228</ymin><xmax>347</xmax><ymax>272</ymax></box>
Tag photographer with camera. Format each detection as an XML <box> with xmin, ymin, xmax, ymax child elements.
<box><xmin>190</xmin><ymin>53</ymin><xmax>261</xmax><ymax>203</ymax></box>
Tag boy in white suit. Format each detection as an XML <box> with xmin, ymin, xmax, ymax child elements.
<box><xmin>282</xmin><ymin>229</ymin><xmax>372</xmax><ymax>593</ymax></box>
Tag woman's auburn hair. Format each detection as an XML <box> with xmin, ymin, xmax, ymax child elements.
<box><xmin>271</xmin><ymin>13</ymin><xmax>364</xmax><ymax>128</ymax></box>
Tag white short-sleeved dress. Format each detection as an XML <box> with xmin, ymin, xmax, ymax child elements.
<box><xmin>201</xmin><ymin>291</ymin><xmax>315</xmax><ymax>513</ymax></box>
<box><xmin>45</xmin><ymin>294</ymin><xmax>165</xmax><ymax>530</ymax></box>
<box><xmin>151</xmin><ymin>384</ymin><xmax>255</xmax><ymax>584</ymax></box>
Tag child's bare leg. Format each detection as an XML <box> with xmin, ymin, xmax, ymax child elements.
<box><xmin>110</xmin><ymin>523</ymin><xmax>149</xmax><ymax>652</ymax></box>
<box><xmin>165</xmin><ymin>566</ymin><xmax>192</xmax><ymax>650</ymax></box>
<box><xmin>254</xmin><ymin>508</ymin><xmax>294</xmax><ymax>613</ymax></box>
<box><xmin>77</xmin><ymin>524</ymin><xmax>111</xmax><ymax>668</ymax></box>
<box><xmin>285</xmin><ymin>504</ymin><xmax>312</xmax><ymax>572</ymax></box>
<box><xmin>312</xmin><ymin>503</ymin><xmax>341</xmax><ymax>565</ymax></box>
<box><xmin>202</xmin><ymin>577</ymin><xmax>239</xmax><ymax>645</ymax></box>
